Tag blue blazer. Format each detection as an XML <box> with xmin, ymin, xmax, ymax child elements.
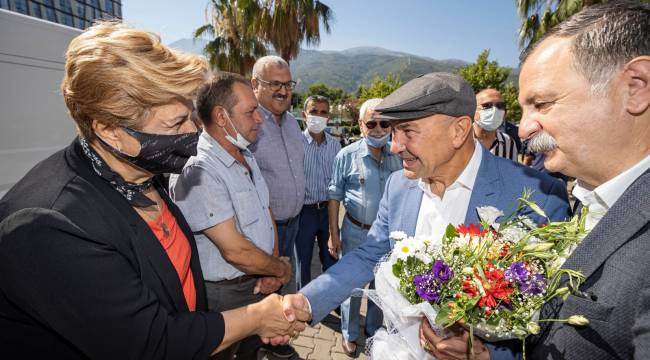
<box><xmin>302</xmin><ymin>147</ymin><xmax>570</xmax><ymax>324</ymax></box>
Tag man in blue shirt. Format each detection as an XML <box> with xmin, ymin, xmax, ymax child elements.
<box><xmin>326</xmin><ymin>98</ymin><xmax>403</xmax><ymax>356</ymax></box>
<box><xmin>295</xmin><ymin>95</ymin><xmax>341</xmax><ymax>290</ymax></box>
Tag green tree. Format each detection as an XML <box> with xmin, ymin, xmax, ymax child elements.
<box><xmin>194</xmin><ymin>0</ymin><xmax>267</xmax><ymax>75</ymax></box>
<box><xmin>458</xmin><ymin>50</ymin><xmax>522</xmax><ymax>123</ymax></box>
<box><xmin>356</xmin><ymin>73</ymin><xmax>403</xmax><ymax>103</ymax></box>
<box><xmin>517</xmin><ymin>0</ymin><xmax>650</xmax><ymax>49</ymax></box>
<box><xmin>302</xmin><ymin>82</ymin><xmax>348</xmax><ymax>107</ymax></box>
<box><xmin>258</xmin><ymin>0</ymin><xmax>333</xmax><ymax>63</ymax></box>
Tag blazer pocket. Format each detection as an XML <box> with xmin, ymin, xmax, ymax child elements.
<box><xmin>233</xmin><ymin>190</ymin><xmax>261</xmax><ymax>228</ymax></box>
<box><xmin>560</xmin><ymin>294</ymin><xmax>614</xmax><ymax>323</ymax></box>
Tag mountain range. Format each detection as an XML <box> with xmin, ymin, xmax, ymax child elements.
<box><xmin>169</xmin><ymin>39</ymin><xmax>515</xmax><ymax>93</ymax></box>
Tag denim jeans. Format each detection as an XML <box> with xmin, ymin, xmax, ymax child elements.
<box><xmin>339</xmin><ymin>216</ymin><xmax>383</xmax><ymax>342</ymax></box>
<box><xmin>275</xmin><ymin>215</ymin><xmax>300</xmax><ymax>293</ymax></box>
<box><xmin>295</xmin><ymin>205</ymin><xmax>337</xmax><ymax>290</ymax></box>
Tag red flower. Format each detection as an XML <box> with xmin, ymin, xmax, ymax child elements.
<box><xmin>456</xmin><ymin>224</ymin><xmax>486</xmax><ymax>237</ymax></box>
<box><xmin>499</xmin><ymin>243</ymin><xmax>511</xmax><ymax>257</ymax></box>
<box><xmin>479</xmin><ymin>265</ymin><xmax>513</xmax><ymax>308</ymax></box>
<box><xmin>462</xmin><ymin>265</ymin><xmax>514</xmax><ymax>309</ymax></box>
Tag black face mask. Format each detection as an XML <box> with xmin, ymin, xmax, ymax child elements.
<box><xmin>99</xmin><ymin>127</ymin><xmax>199</xmax><ymax>174</ymax></box>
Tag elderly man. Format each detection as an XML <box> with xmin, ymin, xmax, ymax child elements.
<box><xmin>474</xmin><ymin>88</ymin><xmax>519</xmax><ymax>162</ymax></box>
<box><xmin>170</xmin><ymin>73</ymin><xmax>292</xmax><ymax>360</ymax></box>
<box><xmin>284</xmin><ymin>72</ymin><xmax>570</xmax><ymax>357</ymax></box>
<box><xmin>327</xmin><ymin>98</ymin><xmax>403</xmax><ymax>355</ymax></box>
<box><xmin>295</xmin><ymin>95</ymin><xmax>340</xmax><ymax>290</ymax></box>
<box><xmin>421</xmin><ymin>2</ymin><xmax>650</xmax><ymax>359</ymax></box>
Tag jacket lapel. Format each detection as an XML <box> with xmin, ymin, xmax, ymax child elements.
<box><xmin>398</xmin><ymin>179</ymin><xmax>423</xmax><ymax>237</ymax></box>
<box><xmin>562</xmin><ymin>170</ymin><xmax>650</xmax><ymax>280</ymax></box>
<box><xmin>465</xmin><ymin>147</ymin><xmax>501</xmax><ymax>224</ymax></box>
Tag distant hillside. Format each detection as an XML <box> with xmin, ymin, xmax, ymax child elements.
<box><xmin>170</xmin><ymin>39</ymin><xmax>518</xmax><ymax>93</ymax></box>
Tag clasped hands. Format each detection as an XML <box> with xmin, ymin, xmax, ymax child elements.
<box><xmin>254</xmin><ymin>256</ymin><xmax>292</xmax><ymax>294</ymax></box>
<box><xmin>254</xmin><ymin>292</ymin><xmax>312</xmax><ymax>346</ymax></box>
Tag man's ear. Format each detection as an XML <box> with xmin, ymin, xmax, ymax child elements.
<box><xmin>251</xmin><ymin>78</ymin><xmax>259</xmax><ymax>92</ymax></box>
<box><xmin>211</xmin><ymin>106</ymin><xmax>227</xmax><ymax>127</ymax></box>
<box><xmin>623</xmin><ymin>56</ymin><xmax>650</xmax><ymax>115</ymax></box>
<box><xmin>452</xmin><ymin>116</ymin><xmax>473</xmax><ymax>149</ymax></box>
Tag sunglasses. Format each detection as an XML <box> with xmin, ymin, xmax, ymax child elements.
<box><xmin>481</xmin><ymin>102</ymin><xmax>507</xmax><ymax>110</ymax></box>
<box><xmin>255</xmin><ymin>77</ymin><xmax>297</xmax><ymax>91</ymax></box>
<box><xmin>364</xmin><ymin>120</ymin><xmax>391</xmax><ymax>129</ymax></box>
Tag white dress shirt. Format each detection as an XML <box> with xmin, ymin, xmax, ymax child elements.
<box><xmin>572</xmin><ymin>154</ymin><xmax>650</xmax><ymax>231</ymax></box>
<box><xmin>415</xmin><ymin>141</ymin><xmax>483</xmax><ymax>245</ymax></box>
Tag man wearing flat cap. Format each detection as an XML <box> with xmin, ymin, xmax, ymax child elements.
<box><xmin>284</xmin><ymin>72</ymin><xmax>570</xmax><ymax>356</ymax></box>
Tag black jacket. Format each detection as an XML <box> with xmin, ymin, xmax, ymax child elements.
<box><xmin>0</xmin><ymin>139</ymin><xmax>224</xmax><ymax>359</ymax></box>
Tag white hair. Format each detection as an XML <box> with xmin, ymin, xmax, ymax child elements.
<box><xmin>358</xmin><ymin>98</ymin><xmax>383</xmax><ymax>121</ymax></box>
<box><xmin>252</xmin><ymin>55</ymin><xmax>289</xmax><ymax>79</ymax></box>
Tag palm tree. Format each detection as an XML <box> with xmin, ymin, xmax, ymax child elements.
<box><xmin>194</xmin><ymin>0</ymin><xmax>267</xmax><ymax>75</ymax></box>
<box><xmin>257</xmin><ymin>0</ymin><xmax>333</xmax><ymax>64</ymax></box>
<box><xmin>517</xmin><ymin>0</ymin><xmax>601</xmax><ymax>49</ymax></box>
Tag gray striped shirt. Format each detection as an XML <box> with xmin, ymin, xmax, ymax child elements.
<box><xmin>303</xmin><ymin>129</ymin><xmax>341</xmax><ymax>204</ymax></box>
<box><xmin>250</xmin><ymin>105</ymin><xmax>305</xmax><ymax>221</ymax></box>
<box><xmin>490</xmin><ymin>130</ymin><xmax>519</xmax><ymax>162</ymax></box>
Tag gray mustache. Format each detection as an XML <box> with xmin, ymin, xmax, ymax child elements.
<box><xmin>527</xmin><ymin>131</ymin><xmax>558</xmax><ymax>153</ymax></box>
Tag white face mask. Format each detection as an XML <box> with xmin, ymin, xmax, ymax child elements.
<box><xmin>477</xmin><ymin>107</ymin><xmax>506</xmax><ymax>131</ymax></box>
<box><xmin>223</xmin><ymin>110</ymin><xmax>251</xmax><ymax>150</ymax></box>
<box><xmin>306</xmin><ymin>115</ymin><xmax>328</xmax><ymax>133</ymax></box>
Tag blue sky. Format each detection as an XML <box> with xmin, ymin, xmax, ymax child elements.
<box><xmin>123</xmin><ymin>0</ymin><xmax>523</xmax><ymax>67</ymax></box>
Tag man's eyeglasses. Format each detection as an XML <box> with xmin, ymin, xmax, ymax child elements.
<box><xmin>256</xmin><ymin>77</ymin><xmax>297</xmax><ymax>91</ymax></box>
<box><xmin>364</xmin><ymin>120</ymin><xmax>391</xmax><ymax>129</ymax></box>
<box><xmin>480</xmin><ymin>102</ymin><xmax>507</xmax><ymax>110</ymax></box>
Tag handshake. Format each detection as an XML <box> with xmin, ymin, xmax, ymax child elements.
<box><xmin>250</xmin><ymin>292</ymin><xmax>313</xmax><ymax>346</ymax></box>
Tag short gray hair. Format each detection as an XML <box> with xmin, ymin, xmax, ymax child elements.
<box><xmin>303</xmin><ymin>95</ymin><xmax>330</xmax><ymax>112</ymax></box>
<box><xmin>521</xmin><ymin>1</ymin><xmax>650</xmax><ymax>95</ymax></box>
<box><xmin>252</xmin><ymin>55</ymin><xmax>290</xmax><ymax>79</ymax></box>
<box><xmin>358</xmin><ymin>98</ymin><xmax>383</xmax><ymax>121</ymax></box>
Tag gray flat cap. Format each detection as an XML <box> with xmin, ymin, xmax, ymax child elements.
<box><xmin>375</xmin><ymin>72</ymin><xmax>476</xmax><ymax>121</ymax></box>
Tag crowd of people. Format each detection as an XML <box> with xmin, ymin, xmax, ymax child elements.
<box><xmin>0</xmin><ymin>1</ymin><xmax>649</xmax><ymax>360</ymax></box>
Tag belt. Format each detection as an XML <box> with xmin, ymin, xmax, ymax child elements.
<box><xmin>275</xmin><ymin>215</ymin><xmax>299</xmax><ymax>225</ymax></box>
<box><xmin>304</xmin><ymin>201</ymin><xmax>328</xmax><ymax>210</ymax></box>
<box><xmin>208</xmin><ymin>275</ymin><xmax>259</xmax><ymax>286</ymax></box>
<box><xmin>346</xmin><ymin>213</ymin><xmax>371</xmax><ymax>230</ymax></box>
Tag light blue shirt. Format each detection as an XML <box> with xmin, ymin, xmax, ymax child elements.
<box><xmin>250</xmin><ymin>105</ymin><xmax>305</xmax><ymax>221</ymax></box>
<box><xmin>328</xmin><ymin>138</ymin><xmax>402</xmax><ymax>225</ymax></box>
<box><xmin>303</xmin><ymin>129</ymin><xmax>341</xmax><ymax>204</ymax></box>
<box><xmin>170</xmin><ymin>131</ymin><xmax>275</xmax><ymax>282</ymax></box>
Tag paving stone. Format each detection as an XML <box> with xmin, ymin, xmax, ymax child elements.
<box><xmin>292</xmin><ymin>335</ymin><xmax>315</xmax><ymax>348</ymax></box>
<box><xmin>308</xmin><ymin>338</ymin><xmax>336</xmax><ymax>360</ymax></box>
<box><xmin>292</xmin><ymin>344</ymin><xmax>312</xmax><ymax>359</ymax></box>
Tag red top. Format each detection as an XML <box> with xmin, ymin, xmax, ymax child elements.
<box><xmin>146</xmin><ymin>201</ymin><xmax>196</xmax><ymax>311</ymax></box>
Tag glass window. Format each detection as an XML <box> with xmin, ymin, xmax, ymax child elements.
<box><xmin>13</xmin><ymin>0</ymin><xmax>28</xmax><ymax>14</ymax></box>
<box><xmin>57</xmin><ymin>9</ymin><xmax>73</xmax><ymax>27</ymax></box>
<box><xmin>0</xmin><ymin>0</ymin><xmax>8</xmax><ymax>10</ymax></box>
<box><xmin>104</xmin><ymin>0</ymin><xmax>112</xmax><ymax>14</ymax></box>
<box><xmin>30</xmin><ymin>2</ymin><xmax>42</xmax><ymax>18</ymax></box>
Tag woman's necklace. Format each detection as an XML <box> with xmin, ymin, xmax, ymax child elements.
<box><xmin>141</xmin><ymin>201</ymin><xmax>170</xmax><ymax>238</ymax></box>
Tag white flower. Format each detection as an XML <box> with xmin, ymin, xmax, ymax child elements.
<box><xmin>390</xmin><ymin>231</ymin><xmax>408</xmax><ymax>241</ymax></box>
<box><xmin>477</xmin><ymin>206</ymin><xmax>504</xmax><ymax>226</ymax></box>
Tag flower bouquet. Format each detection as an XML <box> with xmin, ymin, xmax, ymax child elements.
<box><xmin>368</xmin><ymin>191</ymin><xmax>590</xmax><ymax>359</ymax></box>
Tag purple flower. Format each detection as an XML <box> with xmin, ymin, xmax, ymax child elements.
<box><xmin>520</xmin><ymin>273</ymin><xmax>546</xmax><ymax>295</ymax></box>
<box><xmin>505</xmin><ymin>262</ymin><xmax>529</xmax><ymax>285</ymax></box>
<box><xmin>431</xmin><ymin>259</ymin><xmax>454</xmax><ymax>283</ymax></box>
<box><xmin>414</xmin><ymin>273</ymin><xmax>441</xmax><ymax>302</ymax></box>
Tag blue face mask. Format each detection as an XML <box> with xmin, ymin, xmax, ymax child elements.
<box><xmin>365</xmin><ymin>133</ymin><xmax>391</xmax><ymax>148</ymax></box>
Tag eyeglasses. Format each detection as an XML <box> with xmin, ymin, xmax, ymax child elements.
<box><xmin>364</xmin><ymin>120</ymin><xmax>391</xmax><ymax>129</ymax></box>
<box><xmin>255</xmin><ymin>77</ymin><xmax>297</xmax><ymax>91</ymax></box>
<box><xmin>480</xmin><ymin>102</ymin><xmax>507</xmax><ymax>110</ymax></box>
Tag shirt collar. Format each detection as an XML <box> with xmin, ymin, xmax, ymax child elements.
<box><xmin>573</xmin><ymin>154</ymin><xmax>650</xmax><ymax>210</ymax></box>
<box><xmin>199</xmin><ymin>130</ymin><xmax>245</xmax><ymax>168</ymax></box>
<box><xmin>417</xmin><ymin>139</ymin><xmax>483</xmax><ymax>196</ymax></box>
<box><xmin>303</xmin><ymin>128</ymin><xmax>331</xmax><ymax>145</ymax></box>
<box><xmin>257</xmin><ymin>103</ymin><xmax>288</xmax><ymax>124</ymax></box>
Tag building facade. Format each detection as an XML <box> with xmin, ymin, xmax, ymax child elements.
<box><xmin>0</xmin><ymin>0</ymin><xmax>121</xmax><ymax>29</ymax></box>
